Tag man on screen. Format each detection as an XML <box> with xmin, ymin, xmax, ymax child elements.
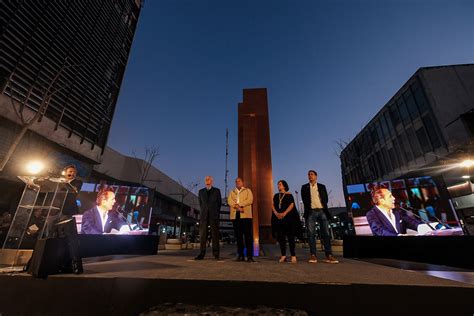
<box><xmin>81</xmin><ymin>189</ymin><xmax>124</xmax><ymax>234</ymax></box>
<box><xmin>366</xmin><ymin>188</ymin><xmax>422</xmax><ymax>236</ymax></box>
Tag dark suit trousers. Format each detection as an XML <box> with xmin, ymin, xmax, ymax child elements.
<box><xmin>199</xmin><ymin>217</ymin><xmax>220</xmax><ymax>256</ymax></box>
<box><xmin>232</xmin><ymin>216</ymin><xmax>253</xmax><ymax>258</ymax></box>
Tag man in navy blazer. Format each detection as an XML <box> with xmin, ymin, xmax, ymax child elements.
<box><xmin>301</xmin><ymin>170</ymin><xmax>338</xmax><ymax>264</ymax></box>
<box><xmin>81</xmin><ymin>189</ymin><xmax>123</xmax><ymax>234</ymax></box>
<box><xmin>366</xmin><ymin>188</ymin><xmax>422</xmax><ymax>236</ymax></box>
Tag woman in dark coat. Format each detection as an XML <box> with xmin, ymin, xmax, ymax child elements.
<box><xmin>271</xmin><ymin>180</ymin><xmax>302</xmax><ymax>263</ymax></box>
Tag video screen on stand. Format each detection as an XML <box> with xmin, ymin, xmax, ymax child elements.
<box><xmin>76</xmin><ymin>183</ymin><xmax>151</xmax><ymax>235</ymax></box>
<box><xmin>346</xmin><ymin>176</ymin><xmax>464</xmax><ymax>236</ymax></box>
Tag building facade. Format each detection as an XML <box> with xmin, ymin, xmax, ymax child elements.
<box><xmin>0</xmin><ymin>0</ymin><xmax>143</xmax><ymax>175</ymax></box>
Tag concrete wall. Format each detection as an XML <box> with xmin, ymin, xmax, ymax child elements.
<box><xmin>0</xmin><ymin>95</ymin><xmax>103</xmax><ymax>164</ymax></box>
<box><xmin>94</xmin><ymin>147</ymin><xmax>200</xmax><ymax>211</ymax></box>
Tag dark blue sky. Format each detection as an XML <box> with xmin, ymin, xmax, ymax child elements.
<box><xmin>108</xmin><ymin>0</ymin><xmax>474</xmax><ymax>206</ymax></box>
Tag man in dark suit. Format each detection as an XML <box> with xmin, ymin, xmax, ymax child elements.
<box><xmin>301</xmin><ymin>170</ymin><xmax>338</xmax><ymax>263</ymax></box>
<box><xmin>195</xmin><ymin>176</ymin><xmax>222</xmax><ymax>260</ymax></box>
<box><xmin>366</xmin><ymin>188</ymin><xmax>422</xmax><ymax>236</ymax></box>
<box><xmin>62</xmin><ymin>165</ymin><xmax>83</xmax><ymax>217</ymax></box>
<box><xmin>81</xmin><ymin>189</ymin><xmax>124</xmax><ymax>234</ymax></box>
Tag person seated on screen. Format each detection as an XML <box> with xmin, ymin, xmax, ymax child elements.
<box><xmin>81</xmin><ymin>189</ymin><xmax>124</xmax><ymax>234</ymax></box>
<box><xmin>366</xmin><ymin>187</ymin><xmax>422</xmax><ymax>236</ymax></box>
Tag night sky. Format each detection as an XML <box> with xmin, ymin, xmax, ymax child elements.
<box><xmin>108</xmin><ymin>0</ymin><xmax>474</xmax><ymax>206</ymax></box>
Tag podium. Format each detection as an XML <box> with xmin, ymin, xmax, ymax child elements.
<box><xmin>0</xmin><ymin>176</ymin><xmax>70</xmax><ymax>269</ymax></box>
<box><xmin>423</xmin><ymin>227</ymin><xmax>465</xmax><ymax>236</ymax></box>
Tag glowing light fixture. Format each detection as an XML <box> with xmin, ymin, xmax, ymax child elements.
<box><xmin>26</xmin><ymin>161</ymin><xmax>45</xmax><ymax>175</ymax></box>
<box><xmin>460</xmin><ymin>159</ymin><xmax>474</xmax><ymax>168</ymax></box>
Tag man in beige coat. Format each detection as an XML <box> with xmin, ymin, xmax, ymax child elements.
<box><xmin>228</xmin><ymin>177</ymin><xmax>255</xmax><ymax>262</ymax></box>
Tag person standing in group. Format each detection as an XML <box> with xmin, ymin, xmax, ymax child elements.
<box><xmin>228</xmin><ymin>177</ymin><xmax>255</xmax><ymax>262</ymax></box>
<box><xmin>271</xmin><ymin>180</ymin><xmax>302</xmax><ymax>263</ymax></box>
<box><xmin>301</xmin><ymin>170</ymin><xmax>339</xmax><ymax>264</ymax></box>
<box><xmin>195</xmin><ymin>176</ymin><xmax>222</xmax><ymax>260</ymax></box>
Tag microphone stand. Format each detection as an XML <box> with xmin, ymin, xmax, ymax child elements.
<box><xmin>111</xmin><ymin>209</ymin><xmax>133</xmax><ymax>231</ymax></box>
<box><xmin>415</xmin><ymin>208</ymin><xmax>451</xmax><ymax>229</ymax></box>
<box><xmin>65</xmin><ymin>181</ymin><xmax>79</xmax><ymax>194</ymax></box>
<box><xmin>399</xmin><ymin>207</ymin><xmax>436</xmax><ymax>231</ymax></box>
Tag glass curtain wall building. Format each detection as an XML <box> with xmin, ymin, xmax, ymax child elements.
<box><xmin>0</xmin><ymin>0</ymin><xmax>142</xmax><ymax>155</ymax></box>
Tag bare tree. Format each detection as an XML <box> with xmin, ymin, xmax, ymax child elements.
<box><xmin>333</xmin><ymin>138</ymin><xmax>349</xmax><ymax>159</ymax></box>
<box><xmin>327</xmin><ymin>189</ymin><xmax>334</xmax><ymax>207</ymax></box>
<box><xmin>170</xmin><ymin>179</ymin><xmax>199</xmax><ymax>236</ymax></box>
<box><xmin>0</xmin><ymin>60</ymin><xmax>80</xmax><ymax>171</ymax></box>
<box><xmin>132</xmin><ymin>146</ymin><xmax>160</xmax><ymax>187</ymax></box>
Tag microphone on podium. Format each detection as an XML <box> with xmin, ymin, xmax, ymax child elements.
<box><xmin>415</xmin><ymin>207</ymin><xmax>451</xmax><ymax>229</ymax></box>
<box><xmin>398</xmin><ymin>206</ymin><xmax>436</xmax><ymax>231</ymax></box>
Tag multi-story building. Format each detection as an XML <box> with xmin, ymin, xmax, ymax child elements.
<box><xmin>0</xmin><ymin>1</ymin><xmax>143</xmax><ymax>175</ymax></box>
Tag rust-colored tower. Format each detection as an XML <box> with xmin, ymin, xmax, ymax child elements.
<box><xmin>238</xmin><ymin>88</ymin><xmax>274</xmax><ymax>248</ymax></box>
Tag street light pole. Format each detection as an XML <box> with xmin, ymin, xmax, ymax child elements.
<box><xmin>173</xmin><ymin>216</ymin><xmax>177</xmax><ymax>237</ymax></box>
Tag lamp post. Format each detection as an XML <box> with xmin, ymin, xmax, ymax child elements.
<box><xmin>173</xmin><ymin>216</ymin><xmax>177</xmax><ymax>237</ymax></box>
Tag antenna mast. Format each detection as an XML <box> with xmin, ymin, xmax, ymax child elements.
<box><xmin>224</xmin><ymin>128</ymin><xmax>229</xmax><ymax>200</ymax></box>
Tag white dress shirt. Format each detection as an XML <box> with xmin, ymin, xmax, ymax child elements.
<box><xmin>97</xmin><ymin>207</ymin><xmax>109</xmax><ymax>232</ymax></box>
<box><xmin>310</xmin><ymin>183</ymin><xmax>324</xmax><ymax>209</ymax></box>
<box><xmin>376</xmin><ymin>206</ymin><xmax>398</xmax><ymax>233</ymax></box>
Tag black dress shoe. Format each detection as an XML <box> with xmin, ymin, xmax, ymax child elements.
<box><xmin>247</xmin><ymin>257</ymin><xmax>255</xmax><ymax>263</ymax></box>
<box><xmin>194</xmin><ymin>254</ymin><xmax>205</xmax><ymax>260</ymax></box>
<box><xmin>235</xmin><ymin>256</ymin><xmax>244</xmax><ymax>262</ymax></box>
